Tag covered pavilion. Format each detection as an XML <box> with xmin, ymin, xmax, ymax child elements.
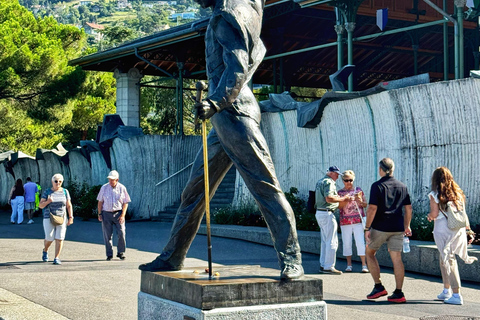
<box><xmin>70</xmin><ymin>0</ymin><xmax>480</xmax><ymax>132</ymax></box>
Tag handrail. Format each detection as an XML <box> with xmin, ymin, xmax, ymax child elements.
<box><xmin>155</xmin><ymin>162</ymin><xmax>194</xmax><ymax>186</ymax></box>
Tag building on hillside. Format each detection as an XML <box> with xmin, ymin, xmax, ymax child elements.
<box><xmin>169</xmin><ymin>12</ymin><xmax>196</xmax><ymax>21</ymax></box>
<box><xmin>117</xmin><ymin>0</ymin><xmax>132</xmax><ymax>9</ymax></box>
<box><xmin>83</xmin><ymin>22</ymin><xmax>105</xmax><ymax>42</ymax></box>
<box><xmin>80</xmin><ymin>0</ymin><xmax>92</xmax><ymax>5</ymax></box>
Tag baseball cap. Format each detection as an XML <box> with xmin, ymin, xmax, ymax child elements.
<box><xmin>328</xmin><ymin>166</ymin><xmax>342</xmax><ymax>175</ymax></box>
<box><xmin>107</xmin><ymin>170</ymin><xmax>119</xmax><ymax>180</ymax></box>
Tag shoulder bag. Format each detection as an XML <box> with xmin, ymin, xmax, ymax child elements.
<box><xmin>439</xmin><ymin>201</ymin><xmax>468</xmax><ymax>230</ymax></box>
<box><xmin>48</xmin><ymin>188</ymin><xmax>68</xmax><ymax>226</ymax></box>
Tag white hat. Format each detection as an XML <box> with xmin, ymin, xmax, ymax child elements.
<box><xmin>107</xmin><ymin>170</ymin><xmax>119</xmax><ymax>180</ymax></box>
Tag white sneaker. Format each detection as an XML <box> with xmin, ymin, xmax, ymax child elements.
<box><xmin>444</xmin><ymin>294</ymin><xmax>463</xmax><ymax>305</ymax></box>
<box><xmin>345</xmin><ymin>265</ymin><xmax>353</xmax><ymax>272</ymax></box>
<box><xmin>437</xmin><ymin>289</ymin><xmax>452</xmax><ymax>300</ymax></box>
<box><xmin>361</xmin><ymin>265</ymin><xmax>369</xmax><ymax>273</ymax></box>
<box><xmin>27</xmin><ymin>219</ymin><xmax>34</xmax><ymax>224</ymax></box>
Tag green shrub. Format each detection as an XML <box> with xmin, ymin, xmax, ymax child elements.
<box><xmin>213</xmin><ymin>204</ymin><xmax>266</xmax><ymax>227</ymax></box>
<box><xmin>408</xmin><ymin>212</ymin><xmax>434</xmax><ymax>241</ymax></box>
<box><xmin>284</xmin><ymin>187</ymin><xmax>319</xmax><ymax>231</ymax></box>
<box><xmin>67</xmin><ymin>181</ymin><xmax>102</xmax><ymax>221</ymax></box>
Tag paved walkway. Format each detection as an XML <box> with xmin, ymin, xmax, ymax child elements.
<box><xmin>0</xmin><ymin>211</ymin><xmax>479</xmax><ymax>320</ymax></box>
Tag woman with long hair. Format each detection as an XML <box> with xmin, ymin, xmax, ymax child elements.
<box><xmin>427</xmin><ymin>167</ymin><xmax>477</xmax><ymax>305</ymax></box>
<box><xmin>9</xmin><ymin>179</ymin><xmax>25</xmax><ymax>224</ymax></box>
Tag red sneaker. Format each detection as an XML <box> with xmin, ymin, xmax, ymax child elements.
<box><xmin>367</xmin><ymin>286</ymin><xmax>388</xmax><ymax>299</ymax></box>
<box><xmin>387</xmin><ymin>291</ymin><xmax>406</xmax><ymax>303</ymax></box>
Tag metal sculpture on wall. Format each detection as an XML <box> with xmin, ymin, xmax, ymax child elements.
<box><xmin>139</xmin><ymin>0</ymin><xmax>304</xmax><ymax>280</ymax></box>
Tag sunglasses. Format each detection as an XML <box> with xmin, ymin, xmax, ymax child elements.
<box><xmin>54</xmin><ymin>180</ymin><xmax>63</xmax><ymax>183</ymax></box>
<box><xmin>343</xmin><ymin>179</ymin><xmax>353</xmax><ymax>182</ymax></box>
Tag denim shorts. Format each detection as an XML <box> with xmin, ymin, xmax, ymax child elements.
<box><xmin>368</xmin><ymin>229</ymin><xmax>403</xmax><ymax>252</ymax></box>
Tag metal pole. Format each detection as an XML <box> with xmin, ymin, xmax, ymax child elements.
<box><xmin>202</xmin><ymin>119</ymin><xmax>212</xmax><ymax>279</ymax></box>
<box><xmin>195</xmin><ymin>81</ymin><xmax>213</xmax><ymax>280</ymax></box>
<box><xmin>457</xmin><ymin>3</ymin><xmax>465</xmax><ymax>78</ymax></box>
<box><xmin>443</xmin><ymin>0</ymin><xmax>449</xmax><ymax>80</ymax></box>
<box><xmin>335</xmin><ymin>24</ymin><xmax>345</xmax><ymax>70</ymax></box>
<box><xmin>345</xmin><ymin>22</ymin><xmax>355</xmax><ymax>92</ymax></box>
<box><xmin>178</xmin><ymin>62</ymin><xmax>184</xmax><ymax>135</ymax></box>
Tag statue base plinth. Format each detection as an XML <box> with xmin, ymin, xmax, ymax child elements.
<box><xmin>138</xmin><ymin>265</ymin><xmax>326</xmax><ymax>320</ymax></box>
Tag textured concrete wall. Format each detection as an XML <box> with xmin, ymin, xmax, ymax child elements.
<box><xmin>3</xmin><ymin>78</ymin><xmax>480</xmax><ymax>223</ymax></box>
<box><xmin>234</xmin><ymin>78</ymin><xmax>480</xmax><ymax>225</ymax></box>
<box><xmin>108</xmin><ymin>135</ymin><xmax>201</xmax><ymax>218</ymax></box>
<box><xmin>0</xmin><ymin>135</ymin><xmax>201</xmax><ymax>219</ymax></box>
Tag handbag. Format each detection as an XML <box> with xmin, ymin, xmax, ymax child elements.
<box><xmin>307</xmin><ymin>190</ymin><xmax>316</xmax><ymax>214</ymax></box>
<box><xmin>50</xmin><ymin>213</ymin><xmax>65</xmax><ymax>226</ymax></box>
<box><xmin>439</xmin><ymin>201</ymin><xmax>468</xmax><ymax>230</ymax></box>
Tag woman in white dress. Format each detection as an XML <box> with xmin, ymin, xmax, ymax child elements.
<box><xmin>427</xmin><ymin>167</ymin><xmax>476</xmax><ymax>305</ymax></box>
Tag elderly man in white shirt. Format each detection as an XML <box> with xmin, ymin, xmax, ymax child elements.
<box><xmin>97</xmin><ymin>170</ymin><xmax>131</xmax><ymax>261</ymax></box>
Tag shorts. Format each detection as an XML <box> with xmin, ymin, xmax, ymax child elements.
<box><xmin>43</xmin><ymin>217</ymin><xmax>67</xmax><ymax>241</ymax></box>
<box><xmin>25</xmin><ymin>202</ymin><xmax>35</xmax><ymax>210</ymax></box>
<box><xmin>368</xmin><ymin>229</ymin><xmax>403</xmax><ymax>252</ymax></box>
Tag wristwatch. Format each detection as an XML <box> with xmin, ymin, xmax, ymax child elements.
<box><xmin>364</xmin><ymin>226</ymin><xmax>371</xmax><ymax>232</ymax></box>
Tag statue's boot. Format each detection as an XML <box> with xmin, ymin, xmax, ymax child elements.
<box><xmin>138</xmin><ymin>255</ymin><xmax>182</xmax><ymax>272</ymax></box>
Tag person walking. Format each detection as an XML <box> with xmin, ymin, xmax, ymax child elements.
<box><xmin>97</xmin><ymin>170</ymin><xmax>131</xmax><ymax>261</ymax></box>
<box><xmin>364</xmin><ymin>158</ymin><xmax>412</xmax><ymax>303</ymax></box>
<box><xmin>426</xmin><ymin>166</ymin><xmax>477</xmax><ymax>305</ymax></box>
<box><xmin>138</xmin><ymin>0</ymin><xmax>304</xmax><ymax>280</ymax></box>
<box><xmin>9</xmin><ymin>179</ymin><xmax>25</xmax><ymax>225</ymax></box>
<box><xmin>24</xmin><ymin>177</ymin><xmax>38</xmax><ymax>224</ymax></box>
<box><xmin>338</xmin><ymin>170</ymin><xmax>368</xmax><ymax>273</ymax></box>
<box><xmin>35</xmin><ymin>181</ymin><xmax>42</xmax><ymax>215</ymax></box>
<box><xmin>315</xmin><ymin>166</ymin><xmax>353</xmax><ymax>275</ymax></box>
<box><xmin>39</xmin><ymin>174</ymin><xmax>74</xmax><ymax>265</ymax></box>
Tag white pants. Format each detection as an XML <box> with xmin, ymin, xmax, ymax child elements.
<box><xmin>340</xmin><ymin>223</ymin><xmax>366</xmax><ymax>256</ymax></box>
<box><xmin>10</xmin><ymin>196</ymin><xmax>24</xmax><ymax>224</ymax></box>
<box><xmin>315</xmin><ymin>210</ymin><xmax>338</xmax><ymax>269</ymax></box>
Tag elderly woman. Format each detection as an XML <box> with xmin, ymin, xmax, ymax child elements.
<box><xmin>338</xmin><ymin>170</ymin><xmax>368</xmax><ymax>273</ymax></box>
<box><xmin>39</xmin><ymin>174</ymin><xmax>74</xmax><ymax>265</ymax></box>
<box><xmin>427</xmin><ymin>167</ymin><xmax>477</xmax><ymax>305</ymax></box>
<box><xmin>9</xmin><ymin>179</ymin><xmax>25</xmax><ymax>224</ymax></box>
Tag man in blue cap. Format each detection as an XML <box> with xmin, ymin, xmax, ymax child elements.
<box><xmin>315</xmin><ymin>166</ymin><xmax>353</xmax><ymax>274</ymax></box>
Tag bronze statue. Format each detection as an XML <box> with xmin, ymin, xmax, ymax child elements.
<box><xmin>139</xmin><ymin>0</ymin><xmax>304</xmax><ymax>280</ymax></box>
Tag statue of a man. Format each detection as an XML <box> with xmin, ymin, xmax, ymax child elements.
<box><xmin>139</xmin><ymin>0</ymin><xmax>304</xmax><ymax>280</ymax></box>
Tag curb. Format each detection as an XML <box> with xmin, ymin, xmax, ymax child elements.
<box><xmin>198</xmin><ymin>224</ymin><xmax>480</xmax><ymax>283</ymax></box>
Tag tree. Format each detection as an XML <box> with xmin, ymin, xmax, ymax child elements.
<box><xmin>0</xmin><ymin>0</ymin><xmax>115</xmax><ymax>153</ymax></box>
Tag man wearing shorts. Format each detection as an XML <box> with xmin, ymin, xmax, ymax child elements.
<box><xmin>24</xmin><ymin>177</ymin><xmax>38</xmax><ymax>224</ymax></box>
<box><xmin>364</xmin><ymin>158</ymin><xmax>412</xmax><ymax>303</ymax></box>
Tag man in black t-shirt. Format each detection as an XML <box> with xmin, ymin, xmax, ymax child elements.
<box><xmin>364</xmin><ymin>158</ymin><xmax>412</xmax><ymax>303</ymax></box>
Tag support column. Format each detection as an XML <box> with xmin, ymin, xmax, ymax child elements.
<box><xmin>455</xmin><ymin>0</ymin><xmax>466</xmax><ymax>78</ymax></box>
<box><xmin>176</xmin><ymin>62</ymin><xmax>184</xmax><ymax>135</ymax></box>
<box><xmin>443</xmin><ymin>0</ymin><xmax>449</xmax><ymax>80</ymax></box>
<box><xmin>335</xmin><ymin>24</ymin><xmax>345</xmax><ymax>70</ymax></box>
<box><xmin>114</xmin><ymin>68</ymin><xmax>143</xmax><ymax>127</ymax></box>
<box><xmin>345</xmin><ymin>22</ymin><xmax>356</xmax><ymax>92</ymax></box>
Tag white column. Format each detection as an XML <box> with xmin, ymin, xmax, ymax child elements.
<box><xmin>114</xmin><ymin>68</ymin><xmax>143</xmax><ymax>127</ymax></box>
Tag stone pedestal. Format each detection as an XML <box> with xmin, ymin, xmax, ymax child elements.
<box><xmin>138</xmin><ymin>265</ymin><xmax>326</xmax><ymax>320</ymax></box>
